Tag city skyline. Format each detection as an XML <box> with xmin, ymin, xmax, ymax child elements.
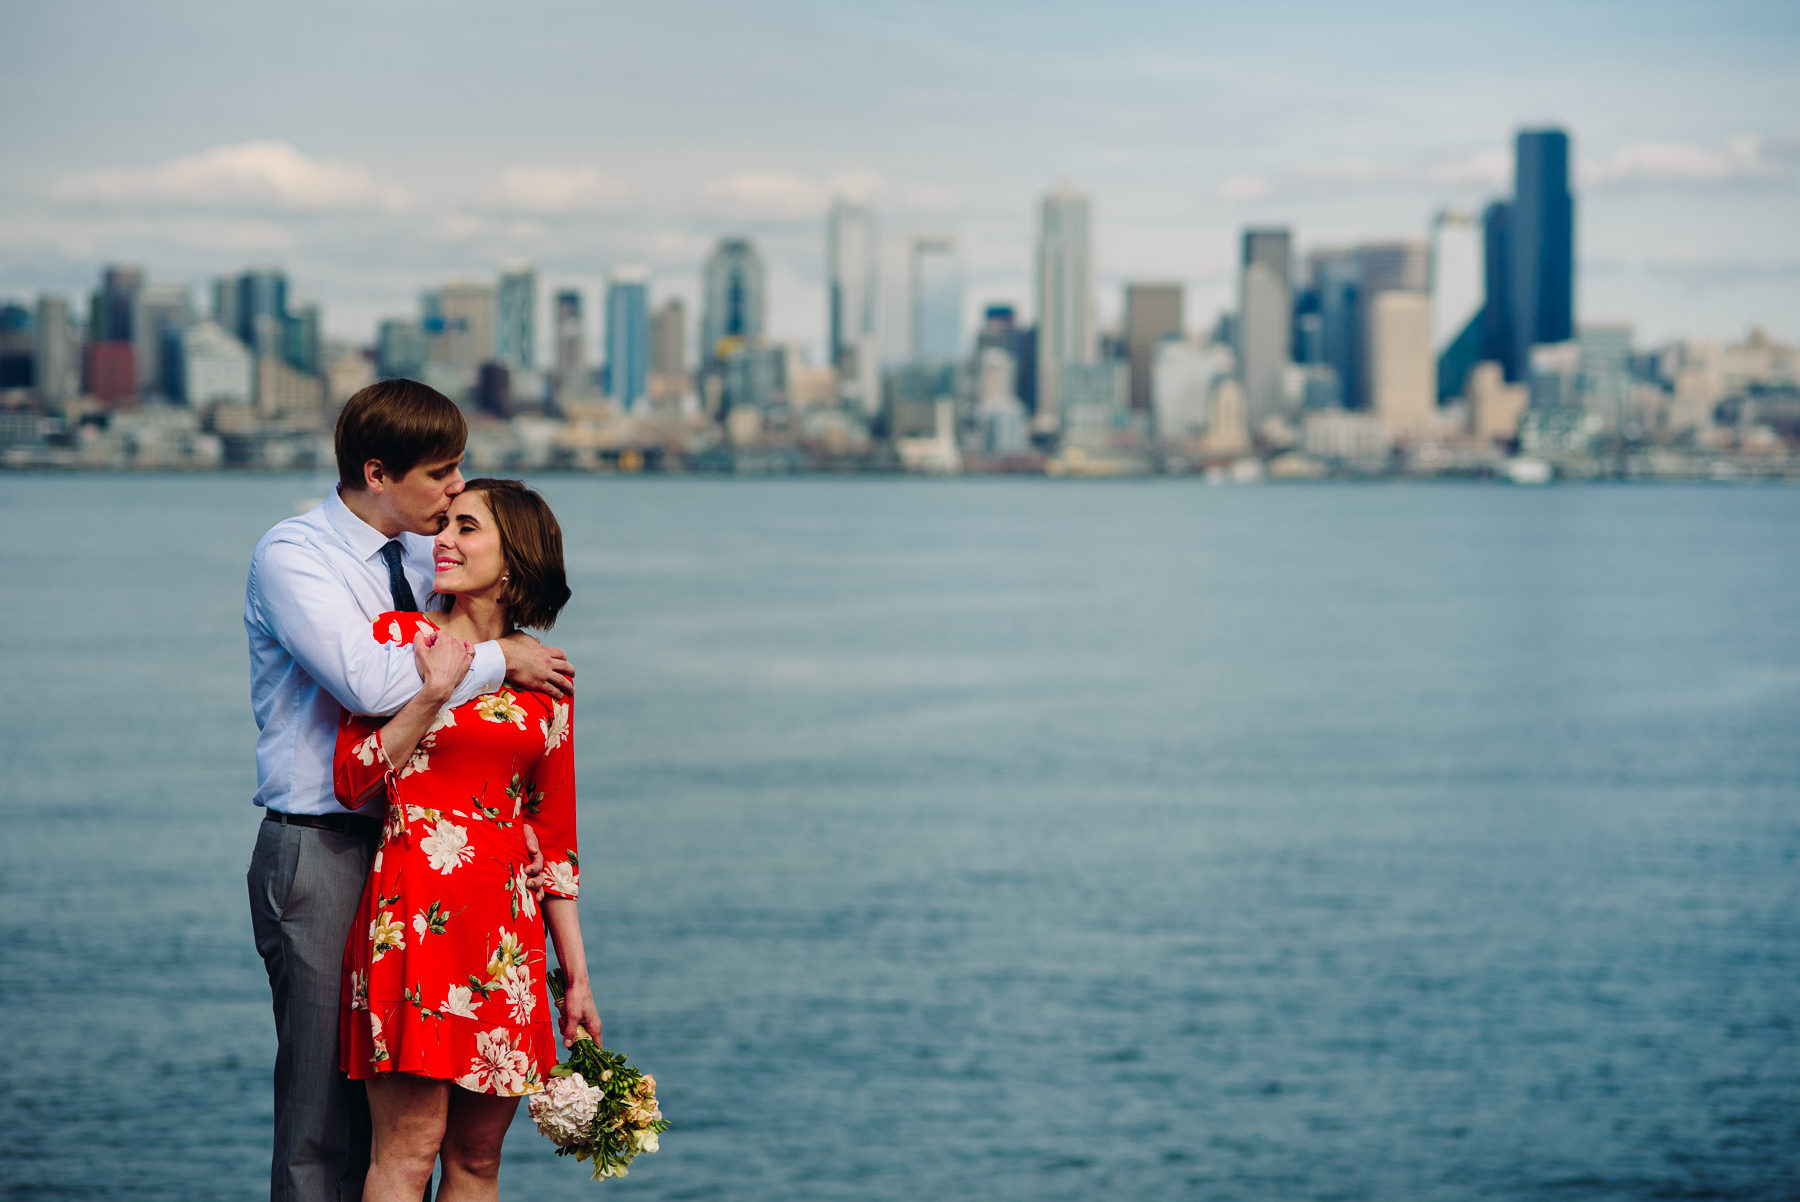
<box><xmin>2</xmin><ymin>1</ymin><xmax>1797</xmax><ymax>354</ymax></box>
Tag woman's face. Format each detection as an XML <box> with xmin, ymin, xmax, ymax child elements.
<box><xmin>433</xmin><ymin>490</ymin><xmax>507</xmax><ymax>598</ymax></box>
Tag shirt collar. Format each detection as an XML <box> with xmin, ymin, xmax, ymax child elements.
<box><xmin>324</xmin><ymin>486</ymin><xmax>398</xmax><ymax>564</ymax></box>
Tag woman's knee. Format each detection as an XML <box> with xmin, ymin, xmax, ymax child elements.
<box><xmin>440</xmin><ymin>1131</ymin><xmax>505</xmax><ymax>1181</ymax></box>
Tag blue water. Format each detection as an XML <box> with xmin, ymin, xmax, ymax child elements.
<box><xmin>2</xmin><ymin>476</ymin><xmax>1797</xmax><ymax>1200</ymax></box>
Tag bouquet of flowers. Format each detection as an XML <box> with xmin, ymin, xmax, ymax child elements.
<box><xmin>530</xmin><ymin>970</ymin><xmax>668</xmax><ymax>1180</ymax></box>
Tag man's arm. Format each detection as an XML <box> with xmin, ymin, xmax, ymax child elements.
<box><xmin>500</xmin><ymin>633</ymin><xmax>575</xmax><ymax>698</ymax></box>
<box><xmin>254</xmin><ymin>540</ymin><xmax>502</xmax><ymax>716</ymax></box>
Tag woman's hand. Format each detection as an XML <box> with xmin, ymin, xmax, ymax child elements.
<box><xmin>557</xmin><ymin>977</ymin><xmax>603</xmax><ymax>1048</ymax></box>
<box><xmin>413</xmin><ymin>627</ymin><xmax>472</xmax><ymax>703</ymax></box>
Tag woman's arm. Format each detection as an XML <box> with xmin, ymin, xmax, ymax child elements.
<box><xmin>544</xmin><ymin>896</ymin><xmax>602</xmax><ymax>1047</ymax></box>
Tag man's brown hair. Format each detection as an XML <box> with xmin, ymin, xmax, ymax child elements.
<box><xmin>456</xmin><ymin>478</ymin><xmax>572</xmax><ymax>631</ymax></box>
<box><xmin>335</xmin><ymin>379</ymin><xmax>468</xmax><ymax>491</ymax></box>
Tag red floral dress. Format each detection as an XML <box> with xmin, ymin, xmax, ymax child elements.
<box><xmin>334</xmin><ymin>611</ymin><xmax>579</xmax><ymax>1096</ymax></box>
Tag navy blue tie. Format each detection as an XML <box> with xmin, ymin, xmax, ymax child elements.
<box><xmin>379</xmin><ymin>540</ymin><xmax>419</xmax><ymax>612</ymax></box>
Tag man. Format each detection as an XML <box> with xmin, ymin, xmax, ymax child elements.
<box><xmin>245</xmin><ymin>379</ymin><xmax>573</xmax><ymax>1202</ymax></box>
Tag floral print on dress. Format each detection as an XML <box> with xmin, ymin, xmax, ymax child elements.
<box><xmin>541</xmin><ymin>701</ymin><xmax>569</xmax><ymax>754</ymax></box>
<box><xmin>420</xmin><ymin>818</ymin><xmax>474</xmax><ymax>874</ymax></box>
<box><xmin>335</xmin><ymin>611</ymin><xmax>581</xmax><ymax>1097</ymax></box>
<box><xmin>476</xmin><ymin>689</ymin><xmax>528</xmax><ymax>728</ymax></box>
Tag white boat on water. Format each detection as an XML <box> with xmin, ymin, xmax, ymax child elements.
<box><xmin>1505</xmin><ymin>457</ymin><xmax>1553</xmax><ymax>485</ymax></box>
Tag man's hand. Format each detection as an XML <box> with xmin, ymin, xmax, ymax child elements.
<box><xmin>522</xmin><ymin>823</ymin><xmax>547</xmax><ymax>902</ymax></box>
<box><xmin>501</xmin><ymin>632</ymin><xmax>574</xmax><ymax>698</ymax></box>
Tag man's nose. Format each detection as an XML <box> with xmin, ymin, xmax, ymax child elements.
<box><xmin>447</xmin><ymin>470</ymin><xmax>465</xmax><ymax>495</ymax></box>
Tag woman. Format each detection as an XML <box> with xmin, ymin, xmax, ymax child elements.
<box><xmin>333</xmin><ymin>478</ymin><xmax>600</xmax><ymax>1202</ymax></box>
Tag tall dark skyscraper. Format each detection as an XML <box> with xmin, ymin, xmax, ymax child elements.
<box><xmin>1481</xmin><ymin>201</ymin><xmax>1515</xmax><ymax>378</ymax></box>
<box><xmin>1509</xmin><ymin>128</ymin><xmax>1574</xmax><ymax>381</ymax></box>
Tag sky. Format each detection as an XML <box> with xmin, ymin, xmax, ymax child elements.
<box><xmin>3</xmin><ymin>0</ymin><xmax>1797</xmax><ymax>362</ymax></box>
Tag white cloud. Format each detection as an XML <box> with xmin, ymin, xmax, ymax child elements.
<box><xmin>701</xmin><ymin>172</ymin><xmax>830</xmax><ymax>221</ymax></box>
<box><xmin>484</xmin><ymin>166</ymin><xmax>629</xmax><ymax>214</ymax></box>
<box><xmin>1217</xmin><ymin>175</ymin><xmax>1274</xmax><ymax>203</ymax></box>
<box><xmin>52</xmin><ymin>141</ymin><xmax>407</xmax><ymax>212</ymax></box>
<box><xmin>1584</xmin><ymin>135</ymin><xmax>1796</xmax><ymax>188</ymax></box>
<box><xmin>1216</xmin><ymin>150</ymin><xmax>1507</xmax><ymax>204</ymax></box>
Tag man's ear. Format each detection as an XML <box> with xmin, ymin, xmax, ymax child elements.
<box><xmin>362</xmin><ymin>459</ymin><xmax>388</xmax><ymax>492</ymax></box>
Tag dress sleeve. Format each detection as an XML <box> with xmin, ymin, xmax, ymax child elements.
<box><xmin>527</xmin><ymin>697</ymin><xmax>579</xmax><ymax>899</ymax></box>
<box><xmin>331</xmin><ymin>613</ymin><xmax>431</xmax><ymax>810</ymax></box>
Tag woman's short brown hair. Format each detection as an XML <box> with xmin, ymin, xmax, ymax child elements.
<box><xmin>457</xmin><ymin>478</ymin><xmax>572</xmax><ymax>631</ymax></box>
<box><xmin>336</xmin><ymin>379</ymin><xmax>467</xmax><ymax>491</ymax></box>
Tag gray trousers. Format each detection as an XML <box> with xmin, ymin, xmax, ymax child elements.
<box><xmin>247</xmin><ymin>817</ymin><xmax>375</xmax><ymax>1202</ymax></box>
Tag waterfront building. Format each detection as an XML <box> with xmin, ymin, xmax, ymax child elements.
<box><xmin>1482</xmin><ymin>201</ymin><xmax>1516</xmax><ymax>378</ymax></box>
<box><xmin>1430</xmin><ymin>210</ymin><xmax>1484</xmax><ymax>401</ymax></box>
<box><xmin>826</xmin><ymin>199</ymin><xmax>877</xmax><ymax>369</ymax></box>
<box><xmin>1239</xmin><ymin>228</ymin><xmax>1293</xmax><ymax>426</ymax></box>
<box><xmin>1465</xmin><ymin>361</ymin><xmax>1529</xmax><ymax>442</ymax></box>
<box><xmin>284</xmin><ymin>302</ymin><xmax>321</xmax><ymax>376</ymax></box>
<box><xmin>1302</xmin><ymin>408</ymin><xmax>1394</xmax><ymax>462</ymax></box>
<box><xmin>1352</xmin><ymin>240</ymin><xmax>1428</xmax><ymax>412</ymax></box>
<box><xmin>552</xmin><ymin>290</ymin><xmax>586</xmax><ymax>395</ymax></box>
<box><xmin>910</xmin><ymin>237</ymin><xmax>962</xmax><ymax>361</ymax></box>
<box><xmin>1126</xmin><ymin>283</ymin><xmax>1183</xmax><ymax>414</ymax></box>
<box><xmin>702</xmin><ymin>237</ymin><xmax>765</xmax><ymax>363</ymax></box>
<box><xmin>1369</xmin><ymin>291</ymin><xmax>1434</xmax><ymax>441</ymax></box>
<box><xmin>0</xmin><ymin>304</ymin><xmax>31</xmax><ymax>390</ymax></box>
<box><xmin>1060</xmin><ymin>360</ymin><xmax>1126</xmax><ymax>444</ymax></box>
<box><xmin>132</xmin><ymin>282</ymin><xmax>194</xmax><ymax>398</ymax></box>
<box><xmin>1308</xmin><ymin>249</ymin><xmax>1362</xmax><ymax>410</ymax></box>
<box><xmin>177</xmin><ymin>320</ymin><xmax>254</xmax><ymax>406</ymax></box>
<box><xmin>376</xmin><ymin>319</ymin><xmax>429</xmax><ymax>381</ymax></box>
<box><xmin>91</xmin><ymin>265</ymin><xmax>142</xmax><ymax>345</ymax></box>
<box><xmin>1510</xmin><ymin>128</ymin><xmax>1575</xmax><ymax>383</ymax></box>
<box><xmin>85</xmin><ymin>341</ymin><xmax>136</xmax><ymax>406</ymax></box>
<box><xmin>1578</xmin><ymin>323</ymin><xmax>1634</xmax><ymax>418</ymax></box>
<box><xmin>605</xmin><ymin>265</ymin><xmax>651</xmax><ymax>412</ymax></box>
<box><xmin>497</xmin><ymin>267</ymin><xmax>537</xmax><ymax>373</ymax></box>
<box><xmin>1034</xmin><ymin>183</ymin><xmax>1095</xmax><ymax>424</ymax></box>
<box><xmin>1152</xmin><ymin>339</ymin><xmax>1232</xmax><ymax>443</ymax></box>
<box><xmin>233</xmin><ymin>269</ymin><xmax>289</xmax><ymax>357</ymax></box>
<box><xmin>33</xmin><ymin>295</ymin><xmax>75</xmax><ymax>403</ymax></box>
<box><xmin>433</xmin><ymin>281</ymin><xmax>498</xmax><ymax>376</ymax></box>
<box><xmin>651</xmin><ymin>298</ymin><xmax>685</xmax><ymax>376</ymax></box>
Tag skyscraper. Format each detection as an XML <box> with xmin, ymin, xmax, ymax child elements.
<box><xmin>702</xmin><ymin>238</ymin><xmax>765</xmax><ymax>365</ymax></box>
<box><xmin>827</xmin><ymin>199</ymin><xmax>876</xmax><ymax>369</ymax></box>
<box><xmin>1510</xmin><ymin>128</ymin><xmax>1576</xmax><ymax>387</ymax></box>
<box><xmin>235</xmin><ymin>269</ymin><xmax>289</xmax><ymax>356</ymax></box>
<box><xmin>33</xmin><ymin>295</ymin><xmax>74</xmax><ymax>403</ymax></box>
<box><xmin>497</xmin><ymin>267</ymin><xmax>537</xmax><ymax>372</ymax></box>
<box><xmin>1309</xmin><ymin>249</ymin><xmax>1360</xmax><ymax>410</ymax></box>
<box><xmin>1034</xmin><ymin>184</ymin><xmax>1094</xmax><ymax>423</ymax></box>
<box><xmin>1238</xmin><ymin>228</ymin><xmax>1293</xmax><ymax>425</ymax></box>
<box><xmin>1125</xmin><ymin>283</ymin><xmax>1183</xmax><ymax>413</ymax></box>
<box><xmin>1430</xmin><ymin>210</ymin><xmax>1485</xmax><ymax>400</ymax></box>
<box><xmin>651</xmin><ymin>299</ymin><xmax>686</xmax><ymax>377</ymax></box>
<box><xmin>284</xmin><ymin>301</ymin><xmax>321</xmax><ymax>376</ymax></box>
<box><xmin>1369</xmin><ymin>291</ymin><xmax>1433</xmax><ymax>440</ymax></box>
<box><xmin>1352</xmin><ymin>240</ymin><xmax>1428</xmax><ymax>412</ymax></box>
<box><xmin>434</xmin><ymin>282</ymin><xmax>497</xmax><ymax>374</ymax></box>
<box><xmin>553</xmin><ymin>290</ymin><xmax>585</xmax><ymax>394</ymax></box>
<box><xmin>604</xmin><ymin>266</ymin><xmax>650</xmax><ymax>412</ymax></box>
<box><xmin>1482</xmin><ymin>201</ymin><xmax>1515</xmax><ymax>377</ymax></box>
<box><xmin>909</xmin><ymin>237</ymin><xmax>962</xmax><ymax>361</ymax></box>
<box><xmin>134</xmin><ymin>282</ymin><xmax>194</xmax><ymax>397</ymax></box>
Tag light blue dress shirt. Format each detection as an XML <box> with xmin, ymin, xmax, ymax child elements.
<box><xmin>244</xmin><ymin>488</ymin><xmax>505</xmax><ymax>816</ymax></box>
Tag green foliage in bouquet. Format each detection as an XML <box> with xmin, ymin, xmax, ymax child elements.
<box><xmin>535</xmin><ymin>969</ymin><xmax>669</xmax><ymax>1181</ymax></box>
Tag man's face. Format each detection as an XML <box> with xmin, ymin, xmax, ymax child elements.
<box><xmin>384</xmin><ymin>453</ymin><xmax>466</xmax><ymax>535</ymax></box>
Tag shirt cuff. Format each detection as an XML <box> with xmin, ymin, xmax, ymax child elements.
<box><xmin>468</xmin><ymin>639</ymin><xmax>507</xmax><ymax>697</ymax></box>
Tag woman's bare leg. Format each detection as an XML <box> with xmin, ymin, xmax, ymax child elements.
<box><xmin>437</xmin><ymin>1087</ymin><xmax>521</xmax><ymax>1202</ymax></box>
<box><xmin>365</xmin><ymin>1074</ymin><xmax>449</xmax><ymax>1202</ymax></box>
